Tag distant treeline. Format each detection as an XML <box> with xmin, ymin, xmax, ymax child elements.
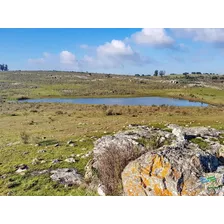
<box><xmin>173</xmin><ymin>72</ymin><xmax>218</xmax><ymax>75</ymax></box>
<box><xmin>0</xmin><ymin>64</ymin><xmax>8</xmax><ymax>71</ymax></box>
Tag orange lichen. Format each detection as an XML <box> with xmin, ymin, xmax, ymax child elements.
<box><xmin>141</xmin><ymin>166</ymin><xmax>151</xmax><ymax>175</ymax></box>
<box><xmin>154</xmin><ymin>184</ymin><xmax>173</xmax><ymax>196</ymax></box>
<box><xmin>141</xmin><ymin>175</ymin><xmax>150</xmax><ymax>187</ymax></box>
<box><xmin>160</xmin><ymin>163</ymin><xmax>171</xmax><ymax>178</ymax></box>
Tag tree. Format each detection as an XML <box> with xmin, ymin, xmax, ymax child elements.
<box><xmin>4</xmin><ymin>64</ymin><xmax>8</xmax><ymax>71</ymax></box>
<box><xmin>0</xmin><ymin>64</ymin><xmax>4</xmax><ymax>71</ymax></box>
<box><xmin>154</xmin><ymin>70</ymin><xmax>158</xmax><ymax>76</ymax></box>
<box><xmin>0</xmin><ymin>64</ymin><xmax>8</xmax><ymax>71</ymax></box>
<box><xmin>159</xmin><ymin>70</ymin><xmax>165</xmax><ymax>77</ymax></box>
<box><xmin>135</xmin><ymin>74</ymin><xmax>140</xmax><ymax>77</ymax></box>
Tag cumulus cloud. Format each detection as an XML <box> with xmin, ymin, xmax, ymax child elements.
<box><xmin>79</xmin><ymin>39</ymin><xmax>153</xmax><ymax>69</ymax></box>
<box><xmin>130</xmin><ymin>28</ymin><xmax>174</xmax><ymax>48</ymax></box>
<box><xmin>60</xmin><ymin>51</ymin><xmax>76</xmax><ymax>64</ymax></box>
<box><xmin>172</xmin><ymin>28</ymin><xmax>224</xmax><ymax>45</ymax></box>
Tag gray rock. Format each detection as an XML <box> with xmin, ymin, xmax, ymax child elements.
<box><xmin>15</xmin><ymin>164</ymin><xmax>28</xmax><ymax>173</ymax></box>
<box><xmin>32</xmin><ymin>158</ymin><xmax>40</xmax><ymax>165</ymax></box>
<box><xmin>65</xmin><ymin>158</ymin><xmax>76</xmax><ymax>163</ymax></box>
<box><xmin>37</xmin><ymin>149</ymin><xmax>46</xmax><ymax>153</ymax></box>
<box><xmin>1</xmin><ymin>174</ymin><xmax>7</xmax><ymax>179</ymax></box>
<box><xmin>67</xmin><ymin>140</ymin><xmax>73</xmax><ymax>145</ymax></box>
<box><xmin>52</xmin><ymin>159</ymin><xmax>61</xmax><ymax>164</ymax></box>
<box><xmin>122</xmin><ymin>144</ymin><xmax>223</xmax><ymax>196</ymax></box>
<box><xmin>50</xmin><ymin>168</ymin><xmax>82</xmax><ymax>186</ymax></box>
<box><xmin>91</xmin><ymin>124</ymin><xmax>224</xmax><ymax>195</ymax></box>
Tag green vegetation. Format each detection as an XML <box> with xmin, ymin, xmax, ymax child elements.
<box><xmin>1</xmin><ymin>71</ymin><xmax>224</xmax><ymax>105</ymax></box>
<box><xmin>190</xmin><ymin>138</ymin><xmax>209</xmax><ymax>150</ymax></box>
<box><xmin>0</xmin><ymin>71</ymin><xmax>224</xmax><ymax>195</ymax></box>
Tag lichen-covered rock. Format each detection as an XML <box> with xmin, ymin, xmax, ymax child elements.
<box><xmin>91</xmin><ymin>124</ymin><xmax>224</xmax><ymax>196</ymax></box>
<box><xmin>122</xmin><ymin>144</ymin><xmax>224</xmax><ymax>196</ymax></box>
<box><xmin>92</xmin><ymin>126</ymin><xmax>174</xmax><ymax>169</ymax></box>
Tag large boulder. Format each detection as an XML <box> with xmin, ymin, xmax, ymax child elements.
<box><xmin>90</xmin><ymin>124</ymin><xmax>224</xmax><ymax>196</ymax></box>
<box><xmin>122</xmin><ymin>144</ymin><xmax>223</xmax><ymax>196</ymax></box>
<box><xmin>122</xmin><ymin>125</ymin><xmax>224</xmax><ymax>196</ymax></box>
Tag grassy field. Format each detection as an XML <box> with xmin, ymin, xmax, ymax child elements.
<box><xmin>1</xmin><ymin>71</ymin><xmax>224</xmax><ymax>105</ymax></box>
<box><xmin>0</xmin><ymin>71</ymin><xmax>224</xmax><ymax>195</ymax></box>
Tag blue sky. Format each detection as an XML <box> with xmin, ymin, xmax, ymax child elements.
<box><xmin>1</xmin><ymin>28</ymin><xmax>224</xmax><ymax>74</ymax></box>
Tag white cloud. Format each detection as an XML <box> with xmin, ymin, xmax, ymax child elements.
<box><xmin>130</xmin><ymin>28</ymin><xmax>174</xmax><ymax>47</ymax></box>
<box><xmin>28</xmin><ymin>51</ymin><xmax>79</xmax><ymax>70</ymax></box>
<box><xmin>172</xmin><ymin>28</ymin><xmax>224</xmax><ymax>44</ymax></box>
<box><xmin>97</xmin><ymin>40</ymin><xmax>134</xmax><ymax>56</ymax></box>
<box><xmin>80</xmin><ymin>39</ymin><xmax>152</xmax><ymax>69</ymax></box>
<box><xmin>59</xmin><ymin>51</ymin><xmax>76</xmax><ymax>64</ymax></box>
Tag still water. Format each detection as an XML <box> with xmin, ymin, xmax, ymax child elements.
<box><xmin>18</xmin><ymin>97</ymin><xmax>208</xmax><ymax>107</ymax></box>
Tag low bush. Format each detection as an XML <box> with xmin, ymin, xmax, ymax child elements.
<box><xmin>96</xmin><ymin>142</ymin><xmax>141</xmax><ymax>195</ymax></box>
<box><xmin>20</xmin><ymin>131</ymin><xmax>30</xmax><ymax>144</ymax></box>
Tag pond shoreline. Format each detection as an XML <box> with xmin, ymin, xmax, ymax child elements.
<box><xmin>17</xmin><ymin>96</ymin><xmax>209</xmax><ymax>107</ymax></box>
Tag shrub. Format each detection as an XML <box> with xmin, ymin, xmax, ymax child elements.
<box><xmin>105</xmin><ymin>108</ymin><xmax>122</xmax><ymax>116</ymax></box>
<box><xmin>20</xmin><ymin>131</ymin><xmax>30</xmax><ymax>144</ymax></box>
<box><xmin>96</xmin><ymin>142</ymin><xmax>141</xmax><ymax>195</ymax></box>
<box><xmin>55</xmin><ymin>110</ymin><xmax>63</xmax><ymax>115</ymax></box>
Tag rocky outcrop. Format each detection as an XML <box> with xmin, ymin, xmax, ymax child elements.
<box><xmin>90</xmin><ymin>124</ymin><xmax>224</xmax><ymax>196</ymax></box>
<box><xmin>122</xmin><ymin>145</ymin><xmax>223</xmax><ymax>196</ymax></box>
<box><xmin>50</xmin><ymin>168</ymin><xmax>82</xmax><ymax>186</ymax></box>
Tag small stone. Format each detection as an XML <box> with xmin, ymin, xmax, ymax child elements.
<box><xmin>35</xmin><ymin>143</ymin><xmax>40</xmax><ymax>147</ymax></box>
<box><xmin>1</xmin><ymin>174</ymin><xmax>7</xmax><ymax>179</ymax></box>
<box><xmin>52</xmin><ymin>159</ymin><xmax>61</xmax><ymax>164</ymax></box>
<box><xmin>69</xmin><ymin>143</ymin><xmax>76</xmax><ymax>147</ymax></box>
<box><xmin>67</xmin><ymin>140</ymin><xmax>73</xmax><ymax>145</ymax></box>
<box><xmin>54</xmin><ymin>143</ymin><xmax>59</xmax><ymax>147</ymax></box>
<box><xmin>50</xmin><ymin>168</ymin><xmax>82</xmax><ymax>186</ymax></box>
<box><xmin>216</xmin><ymin>166</ymin><xmax>224</xmax><ymax>173</ymax></box>
<box><xmin>22</xmin><ymin>151</ymin><xmax>29</xmax><ymax>155</ymax></box>
<box><xmin>37</xmin><ymin>149</ymin><xmax>46</xmax><ymax>153</ymax></box>
<box><xmin>15</xmin><ymin>164</ymin><xmax>28</xmax><ymax>173</ymax></box>
<box><xmin>65</xmin><ymin>158</ymin><xmax>76</xmax><ymax>163</ymax></box>
<box><xmin>32</xmin><ymin>158</ymin><xmax>40</xmax><ymax>165</ymax></box>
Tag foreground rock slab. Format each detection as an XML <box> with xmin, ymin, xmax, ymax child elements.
<box><xmin>50</xmin><ymin>168</ymin><xmax>82</xmax><ymax>186</ymax></box>
<box><xmin>91</xmin><ymin>124</ymin><xmax>224</xmax><ymax>196</ymax></box>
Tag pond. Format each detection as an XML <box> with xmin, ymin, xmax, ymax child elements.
<box><xmin>18</xmin><ymin>97</ymin><xmax>209</xmax><ymax>107</ymax></box>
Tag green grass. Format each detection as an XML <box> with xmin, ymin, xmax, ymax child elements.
<box><xmin>190</xmin><ymin>138</ymin><xmax>209</xmax><ymax>150</ymax></box>
<box><xmin>1</xmin><ymin>71</ymin><xmax>224</xmax><ymax>195</ymax></box>
<box><xmin>1</xmin><ymin>71</ymin><xmax>224</xmax><ymax>105</ymax></box>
